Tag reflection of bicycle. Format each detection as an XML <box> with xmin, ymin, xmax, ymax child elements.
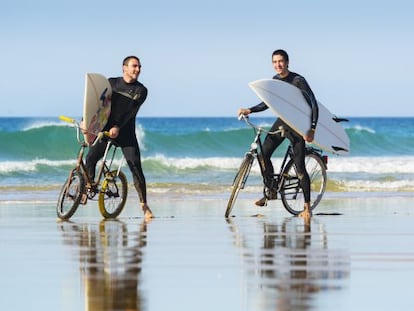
<box><xmin>58</xmin><ymin>219</ymin><xmax>146</xmax><ymax>311</ymax></box>
<box><xmin>225</xmin><ymin>115</ymin><xmax>327</xmax><ymax>217</ymax></box>
<box><xmin>57</xmin><ymin>116</ymin><xmax>128</xmax><ymax>220</ymax></box>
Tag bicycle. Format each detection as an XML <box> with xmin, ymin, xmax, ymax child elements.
<box><xmin>225</xmin><ymin>115</ymin><xmax>328</xmax><ymax>218</ymax></box>
<box><xmin>57</xmin><ymin>116</ymin><xmax>128</xmax><ymax>220</ymax></box>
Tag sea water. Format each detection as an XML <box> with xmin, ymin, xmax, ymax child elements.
<box><xmin>0</xmin><ymin>116</ymin><xmax>413</xmax><ymax>200</ymax></box>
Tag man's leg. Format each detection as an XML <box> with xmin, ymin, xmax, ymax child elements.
<box><xmin>85</xmin><ymin>140</ymin><xmax>107</xmax><ymax>183</ymax></box>
<box><xmin>122</xmin><ymin>144</ymin><xmax>153</xmax><ymax>220</ymax></box>
<box><xmin>255</xmin><ymin>119</ymin><xmax>285</xmax><ymax>206</ymax></box>
<box><xmin>289</xmin><ymin>133</ymin><xmax>312</xmax><ymax>218</ymax></box>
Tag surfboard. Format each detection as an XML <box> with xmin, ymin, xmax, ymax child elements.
<box><xmin>248</xmin><ymin>79</ymin><xmax>350</xmax><ymax>155</ymax></box>
<box><xmin>82</xmin><ymin>73</ymin><xmax>112</xmax><ymax>145</ymax></box>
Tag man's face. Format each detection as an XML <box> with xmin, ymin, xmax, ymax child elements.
<box><xmin>272</xmin><ymin>54</ymin><xmax>289</xmax><ymax>77</ymax></box>
<box><xmin>123</xmin><ymin>58</ymin><xmax>141</xmax><ymax>82</ymax></box>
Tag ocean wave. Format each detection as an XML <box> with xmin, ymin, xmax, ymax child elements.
<box><xmin>2</xmin><ymin>117</ymin><xmax>414</xmax><ymax>159</ymax></box>
<box><xmin>346</xmin><ymin>124</ymin><xmax>376</xmax><ymax>134</ymax></box>
<box><xmin>22</xmin><ymin>120</ymin><xmax>69</xmax><ymax>132</ymax></box>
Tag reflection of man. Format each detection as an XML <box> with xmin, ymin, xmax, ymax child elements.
<box><xmin>60</xmin><ymin>220</ymin><xmax>148</xmax><ymax>310</ymax></box>
<box><xmin>227</xmin><ymin>217</ymin><xmax>349</xmax><ymax>309</ymax></box>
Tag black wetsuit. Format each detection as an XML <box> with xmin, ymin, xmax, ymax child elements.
<box><xmin>249</xmin><ymin>72</ymin><xmax>319</xmax><ymax>202</ymax></box>
<box><xmin>85</xmin><ymin>77</ymin><xmax>148</xmax><ymax>203</ymax></box>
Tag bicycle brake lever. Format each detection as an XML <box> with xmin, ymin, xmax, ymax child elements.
<box><xmin>238</xmin><ymin>114</ymin><xmax>249</xmax><ymax>121</ymax></box>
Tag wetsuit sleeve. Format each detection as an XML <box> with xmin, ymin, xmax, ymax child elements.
<box><xmin>249</xmin><ymin>101</ymin><xmax>269</xmax><ymax>113</ymax></box>
<box><xmin>293</xmin><ymin>76</ymin><xmax>319</xmax><ymax>130</ymax></box>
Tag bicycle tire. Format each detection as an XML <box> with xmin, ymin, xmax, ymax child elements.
<box><xmin>98</xmin><ymin>170</ymin><xmax>128</xmax><ymax>219</ymax></box>
<box><xmin>225</xmin><ymin>153</ymin><xmax>254</xmax><ymax>218</ymax></box>
<box><xmin>57</xmin><ymin>169</ymin><xmax>85</xmax><ymax>220</ymax></box>
<box><xmin>280</xmin><ymin>152</ymin><xmax>327</xmax><ymax>215</ymax></box>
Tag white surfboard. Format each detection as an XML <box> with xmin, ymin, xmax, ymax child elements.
<box><xmin>249</xmin><ymin>79</ymin><xmax>350</xmax><ymax>155</ymax></box>
<box><xmin>82</xmin><ymin>73</ymin><xmax>112</xmax><ymax>145</ymax></box>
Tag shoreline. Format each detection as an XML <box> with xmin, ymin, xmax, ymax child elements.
<box><xmin>1</xmin><ymin>187</ymin><xmax>413</xmax><ymax>204</ymax></box>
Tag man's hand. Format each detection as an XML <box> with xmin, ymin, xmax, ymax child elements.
<box><xmin>238</xmin><ymin>108</ymin><xmax>251</xmax><ymax>116</ymax></box>
<box><xmin>109</xmin><ymin>126</ymin><xmax>120</xmax><ymax>139</ymax></box>
<box><xmin>303</xmin><ymin>129</ymin><xmax>315</xmax><ymax>143</ymax></box>
<box><xmin>80</xmin><ymin>120</ymin><xmax>87</xmax><ymax>134</ymax></box>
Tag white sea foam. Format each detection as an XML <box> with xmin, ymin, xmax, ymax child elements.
<box><xmin>327</xmin><ymin>156</ymin><xmax>414</xmax><ymax>174</ymax></box>
<box><xmin>2</xmin><ymin>155</ymin><xmax>414</xmax><ymax>192</ymax></box>
<box><xmin>135</xmin><ymin>124</ymin><xmax>146</xmax><ymax>150</ymax></box>
<box><xmin>349</xmin><ymin>124</ymin><xmax>376</xmax><ymax>134</ymax></box>
<box><xmin>2</xmin><ymin>155</ymin><xmax>413</xmax><ymax>175</ymax></box>
<box><xmin>143</xmin><ymin>155</ymin><xmax>414</xmax><ymax>174</ymax></box>
<box><xmin>22</xmin><ymin>120</ymin><xmax>70</xmax><ymax>131</ymax></box>
<box><xmin>0</xmin><ymin>159</ymin><xmax>75</xmax><ymax>173</ymax></box>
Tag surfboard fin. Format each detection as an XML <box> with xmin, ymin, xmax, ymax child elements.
<box><xmin>332</xmin><ymin>116</ymin><xmax>349</xmax><ymax>123</ymax></box>
<box><xmin>332</xmin><ymin>146</ymin><xmax>349</xmax><ymax>153</ymax></box>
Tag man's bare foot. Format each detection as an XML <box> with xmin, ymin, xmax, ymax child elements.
<box><xmin>298</xmin><ymin>210</ymin><xmax>312</xmax><ymax>219</ymax></box>
<box><xmin>298</xmin><ymin>202</ymin><xmax>312</xmax><ymax>219</ymax></box>
<box><xmin>141</xmin><ymin>203</ymin><xmax>153</xmax><ymax>221</ymax></box>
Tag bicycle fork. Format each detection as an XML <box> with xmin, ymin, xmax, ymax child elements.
<box><xmin>63</xmin><ymin>144</ymin><xmax>88</xmax><ymax>198</ymax></box>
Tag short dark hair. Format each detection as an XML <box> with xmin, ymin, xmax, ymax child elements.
<box><xmin>272</xmin><ymin>49</ymin><xmax>289</xmax><ymax>62</ymax></box>
<box><xmin>122</xmin><ymin>55</ymin><xmax>140</xmax><ymax>66</ymax></box>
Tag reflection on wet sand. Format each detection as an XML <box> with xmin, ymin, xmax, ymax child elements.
<box><xmin>59</xmin><ymin>220</ymin><xmax>148</xmax><ymax>311</ymax></box>
<box><xmin>227</xmin><ymin>217</ymin><xmax>350</xmax><ymax>310</ymax></box>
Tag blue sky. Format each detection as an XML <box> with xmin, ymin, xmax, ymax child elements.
<box><xmin>1</xmin><ymin>0</ymin><xmax>413</xmax><ymax>117</ymax></box>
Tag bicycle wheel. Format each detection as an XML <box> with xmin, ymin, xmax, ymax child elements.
<box><xmin>225</xmin><ymin>153</ymin><xmax>254</xmax><ymax>218</ymax></box>
<box><xmin>57</xmin><ymin>169</ymin><xmax>85</xmax><ymax>220</ymax></box>
<box><xmin>280</xmin><ymin>152</ymin><xmax>327</xmax><ymax>215</ymax></box>
<box><xmin>98</xmin><ymin>170</ymin><xmax>128</xmax><ymax>219</ymax></box>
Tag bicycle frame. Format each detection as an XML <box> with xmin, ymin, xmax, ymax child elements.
<box><xmin>60</xmin><ymin>116</ymin><xmax>124</xmax><ymax>196</ymax></box>
<box><xmin>225</xmin><ymin>115</ymin><xmax>328</xmax><ymax>217</ymax></box>
<box><xmin>241</xmin><ymin>116</ymin><xmax>290</xmax><ymax>192</ymax></box>
<box><xmin>57</xmin><ymin>115</ymin><xmax>129</xmax><ymax>220</ymax></box>
<box><xmin>95</xmin><ymin>140</ymin><xmax>124</xmax><ymax>187</ymax></box>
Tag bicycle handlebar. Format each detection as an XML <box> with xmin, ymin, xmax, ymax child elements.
<box><xmin>238</xmin><ymin>114</ymin><xmax>284</xmax><ymax>136</ymax></box>
<box><xmin>59</xmin><ymin>115</ymin><xmax>111</xmax><ymax>146</ymax></box>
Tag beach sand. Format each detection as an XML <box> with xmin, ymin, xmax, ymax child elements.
<box><xmin>1</xmin><ymin>193</ymin><xmax>414</xmax><ymax>311</ymax></box>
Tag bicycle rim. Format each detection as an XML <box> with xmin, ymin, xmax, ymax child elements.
<box><xmin>57</xmin><ymin>170</ymin><xmax>84</xmax><ymax>220</ymax></box>
<box><xmin>280</xmin><ymin>153</ymin><xmax>327</xmax><ymax>215</ymax></box>
<box><xmin>225</xmin><ymin>154</ymin><xmax>254</xmax><ymax>217</ymax></box>
<box><xmin>98</xmin><ymin>170</ymin><xmax>128</xmax><ymax>219</ymax></box>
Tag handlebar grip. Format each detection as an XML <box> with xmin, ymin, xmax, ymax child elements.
<box><xmin>59</xmin><ymin>115</ymin><xmax>76</xmax><ymax>124</ymax></box>
<box><xmin>91</xmin><ymin>131</ymin><xmax>112</xmax><ymax>146</ymax></box>
<box><xmin>95</xmin><ymin>131</ymin><xmax>111</xmax><ymax>140</ymax></box>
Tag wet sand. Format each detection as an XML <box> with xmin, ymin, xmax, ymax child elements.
<box><xmin>1</xmin><ymin>194</ymin><xmax>414</xmax><ymax>310</ymax></box>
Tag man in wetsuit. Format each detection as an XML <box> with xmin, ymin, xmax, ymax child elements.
<box><xmin>238</xmin><ymin>49</ymin><xmax>318</xmax><ymax>219</ymax></box>
<box><xmin>85</xmin><ymin>55</ymin><xmax>153</xmax><ymax>220</ymax></box>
